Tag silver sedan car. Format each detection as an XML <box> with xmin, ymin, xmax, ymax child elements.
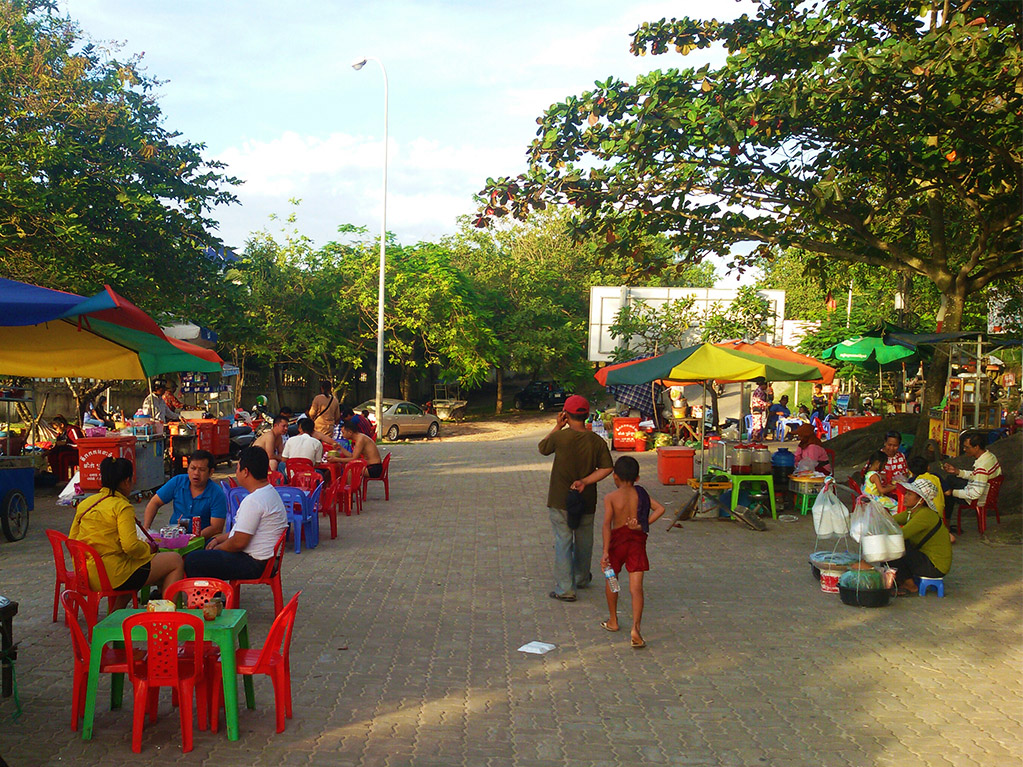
<box><xmin>355</xmin><ymin>399</ymin><xmax>441</xmax><ymax>441</ymax></box>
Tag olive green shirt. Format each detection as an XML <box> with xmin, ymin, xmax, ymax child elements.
<box><xmin>893</xmin><ymin>506</ymin><xmax>952</xmax><ymax>575</ymax></box>
<box><xmin>538</xmin><ymin>428</ymin><xmax>613</xmax><ymax>513</ymax></box>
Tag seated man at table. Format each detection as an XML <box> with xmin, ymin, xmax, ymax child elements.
<box><xmin>281</xmin><ymin>417</ymin><xmax>323</xmax><ymax>465</ymax></box>
<box><xmin>254</xmin><ymin>415</ymin><xmax>288</xmax><ymax>471</ymax></box>
<box><xmin>767</xmin><ymin>395</ymin><xmax>791</xmax><ymax>440</ymax></box>
<box><xmin>327</xmin><ymin>418</ymin><xmax>383</xmax><ymax>478</ymax></box>
<box><xmin>143</xmin><ymin>450</ymin><xmax>226</xmax><ymax>539</ymax></box>
<box><xmin>184</xmin><ymin>447</ymin><xmax>288</xmax><ymax>580</ymax></box>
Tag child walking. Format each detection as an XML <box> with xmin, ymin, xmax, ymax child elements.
<box><xmin>599</xmin><ymin>456</ymin><xmax>665</xmax><ymax>648</ymax></box>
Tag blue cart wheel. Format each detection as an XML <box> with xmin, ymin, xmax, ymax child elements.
<box><xmin>1</xmin><ymin>489</ymin><xmax>29</xmax><ymax>541</ymax></box>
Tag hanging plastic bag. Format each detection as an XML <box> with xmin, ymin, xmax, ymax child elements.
<box><xmin>57</xmin><ymin>470</ymin><xmax>80</xmax><ymax>506</ymax></box>
<box><xmin>849</xmin><ymin>496</ymin><xmax>905</xmax><ymax>562</ymax></box>
<box><xmin>811</xmin><ymin>478</ymin><xmax>849</xmax><ymax>536</ymax></box>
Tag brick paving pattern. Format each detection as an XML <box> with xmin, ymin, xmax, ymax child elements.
<box><xmin>0</xmin><ymin>424</ymin><xmax>1020</xmax><ymax>766</ymax></box>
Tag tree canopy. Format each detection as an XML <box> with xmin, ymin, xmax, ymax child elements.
<box><xmin>478</xmin><ymin>0</ymin><xmax>1021</xmax><ymax>333</ymax></box>
<box><xmin>0</xmin><ymin>0</ymin><xmax>239</xmax><ymax>312</ymax></box>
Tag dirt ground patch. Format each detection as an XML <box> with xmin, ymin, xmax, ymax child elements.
<box><xmin>436</xmin><ymin>410</ymin><xmax>552</xmax><ymax>442</ymax></box>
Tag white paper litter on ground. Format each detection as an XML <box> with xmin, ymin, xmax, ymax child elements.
<box><xmin>517</xmin><ymin>641</ymin><xmax>556</xmax><ymax>655</ymax></box>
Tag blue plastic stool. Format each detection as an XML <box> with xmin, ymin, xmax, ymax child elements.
<box><xmin>916</xmin><ymin>577</ymin><xmax>945</xmax><ymax>597</ymax></box>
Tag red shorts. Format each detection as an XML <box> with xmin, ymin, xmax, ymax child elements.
<box><xmin>608</xmin><ymin>526</ymin><xmax>649</xmax><ymax>574</ymax></box>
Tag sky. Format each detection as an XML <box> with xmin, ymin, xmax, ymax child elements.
<box><xmin>65</xmin><ymin>0</ymin><xmax>754</xmax><ymax>275</ymax></box>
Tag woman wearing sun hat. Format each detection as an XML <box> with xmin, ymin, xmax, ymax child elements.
<box><xmin>888</xmin><ymin>477</ymin><xmax>952</xmax><ymax>595</ymax></box>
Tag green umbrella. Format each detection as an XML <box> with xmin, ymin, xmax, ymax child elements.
<box><xmin>820</xmin><ymin>336</ymin><xmax>916</xmax><ymax>371</ymax></box>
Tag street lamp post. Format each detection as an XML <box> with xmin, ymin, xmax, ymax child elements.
<box><xmin>352</xmin><ymin>55</ymin><xmax>388</xmax><ymax>437</ymax></box>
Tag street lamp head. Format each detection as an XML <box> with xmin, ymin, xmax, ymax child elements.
<box><xmin>351</xmin><ymin>57</ymin><xmax>368</xmax><ymax>71</ymax></box>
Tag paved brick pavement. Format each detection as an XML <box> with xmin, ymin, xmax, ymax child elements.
<box><xmin>0</xmin><ymin>423</ymin><xmax>1020</xmax><ymax>766</ymax></box>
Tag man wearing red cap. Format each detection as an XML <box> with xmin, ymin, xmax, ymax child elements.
<box><xmin>538</xmin><ymin>394</ymin><xmax>614</xmax><ymax>601</ymax></box>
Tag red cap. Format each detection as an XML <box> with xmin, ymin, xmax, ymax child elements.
<box><xmin>563</xmin><ymin>395</ymin><xmax>590</xmax><ymax>415</ymax></box>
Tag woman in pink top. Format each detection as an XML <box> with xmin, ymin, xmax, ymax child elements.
<box><xmin>793</xmin><ymin>423</ymin><xmax>831</xmax><ymax>474</ymax></box>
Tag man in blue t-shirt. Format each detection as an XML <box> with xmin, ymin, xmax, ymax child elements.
<box><xmin>143</xmin><ymin>449</ymin><xmax>227</xmax><ymax>538</ymax></box>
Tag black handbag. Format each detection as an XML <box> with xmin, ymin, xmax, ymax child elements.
<box><xmin>565</xmin><ymin>489</ymin><xmax>585</xmax><ymax>530</ymax></box>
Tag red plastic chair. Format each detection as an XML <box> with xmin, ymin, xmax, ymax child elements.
<box><xmin>47</xmin><ymin>529</ymin><xmax>78</xmax><ymax>622</ymax></box>
<box><xmin>211</xmin><ymin>591</ymin><xmax>301</xmax><ymax>734</ymax></box>
<box><xmin>230</xmin><ymin>529</ymin><xmax>287</xmax><ymax>616</ymax></box>
<box><xmin>268</xmin><ymin>470</ymin><xmax>287</xmax><ymax>487</ymax></box>
<box><xmin>122</xmin><ymin>612</ymin><xmax>210</xmax><ymax>753</ymax></box>
<box><xmin>317</xmin><ymin>478</ymin><xmax>340</xmax><ymax>539</ymax></box>
<box><xmin>65</xmin><ymin>538</ymin><xmax>140</xmax><ymax>616</ymax></box>
<box><xmin>286</xmin><ymin>456</ymin><xmax>317</xmax><ymax>486</ymax></box>
<box><xmin>959</xmin><ymin>474</ymin><xmax>1003</xmax><ymax>535</ymax></box>
<box><xmin>338</xmin><ymin>460</ymin><xmax>366</xmax><ymax>516</ymax></box>
<box><xmin>61</xmin><ymin>590</ymin><xmax>129</xmax><ymax>731</ymax></box>
<box><xmin>361</xmin><ymin>452</ymin><xmax>391</xmax><ymax>501</ymax></box>
<box><xmin>164</xmin><ymin>578</ymin><xmax>237</xmax><ymax>609</ymax></box>
<box><xmin>846</xmin><ymin>476</ymin><xmax>863</xmax><ymax>496</ymax></box>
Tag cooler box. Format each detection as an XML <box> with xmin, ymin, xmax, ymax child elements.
<box><xmin>133</xmin><ymin>437</ymin><xmax>166</xmax><ymax>492</ymax></box>
<box><xmin>612</xmin><ymin>418</ymin><xmax>641</xmax><ymax>451</ymax></box>
<box><xmin>657</xmin><ymin>447</ymin><xmax>695</xmax><ymax>485</ymax></box>
<box><xmin>77</xmin><ymin>436</ymin><xmax>137</xmax><ymax>491</ymax></box>
<box><xmin>186</xmin><ymin>419</ymin><xmax>231</xmax><ymax>457</ymax></box>
<box><xmin>833</xmin><ymin>415</ymin><xmax>882</xmax><ymax>435</ymax></box>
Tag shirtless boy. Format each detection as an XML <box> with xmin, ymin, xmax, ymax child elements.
<box><xmin>328</xmin><ymin>418</ymin><xmax>384</xmax><ymax>478</ymax></box>
<box><xmin>600</xmin><ymin>456</ymin><xmax>665</xmax><ymax>648</ymax></box>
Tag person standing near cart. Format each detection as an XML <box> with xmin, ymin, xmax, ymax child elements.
<box><xmin>538</xmin><ymin>395</ymin><xmax>613</xmax><ymax>602</ymax></box>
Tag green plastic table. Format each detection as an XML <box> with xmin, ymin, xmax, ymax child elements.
<box><xmin>81</xmin><ymin>607</ymin><xmax>255</xmax><ymax>742</ymax></box>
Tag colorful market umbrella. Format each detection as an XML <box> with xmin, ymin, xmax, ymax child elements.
<box><xmin>0</xmin><ymin>278</ymin><xmax>223</xmax><ymax>379</ymax></box>
<box><xmin>595</xmin><ymin>343</ymin><xmax>822</xmax><ymax>388</ymax></box>
<box><xmin>713</xmin><ymin>340</ymin><xmax>835</xmax><ymax>384</ymax></box>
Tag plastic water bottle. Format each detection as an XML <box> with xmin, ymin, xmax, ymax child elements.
<box><xmin>603</xmin><ymin>566</ymin><xmax>620</xmax><ymax>593</ymax></box>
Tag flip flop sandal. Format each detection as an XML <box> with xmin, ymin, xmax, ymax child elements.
<box><xmin>600</xmin><ymin>621</ymin><xmax>619</xmax><ymax>632</ymax></box>
<box><xmin>549</xmin><ymin>591</ymin><xmax>576</xmax><ymax>602</ymax></box>
<box><xmin>631</xmin><ymin>638</ymin><xmax>646</xmax><ymax>649</ymax></box>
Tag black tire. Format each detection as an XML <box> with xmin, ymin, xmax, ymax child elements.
<box><xmin>426</xmin><ymin>422</ymin><xmax>439</xmax><ymax>438</ymax></box>
<box><xmin>538</xmin><ymin>400</ymin><xmax>547</xmax><ymax>412</ymax></box>
<box><xmin>386</xmin><ymin>425</ymin><xmax>400</xmax><ymax>441</ymax></box>
<box><xmin>1</xmin><ymin>488</ymin><xmax>29</xmax><ymax>542</ymax></box>
<box><xmin>513</xmin><ymin>398</ymin><xmax>522</xmax><ymax>410</ymax></box>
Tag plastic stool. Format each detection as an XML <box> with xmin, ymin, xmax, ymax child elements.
<box><xmin>728</xmin><ymin>473</ymin><xmax>776</xmax><ymax>519</ymax></box>
<box><xmin>916</xmin><ymin>577</ymin><xmax>944</xmax><ymax>597</ymax></box>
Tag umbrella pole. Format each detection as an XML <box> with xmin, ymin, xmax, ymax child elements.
<box><xmin>699</xmin><ymin>381</ymin><xmax>707</xmax><ymax>511</ymax></box>
<box><xmin>651</xmin><ymin>383</ymin><xmax>659</xmax><ymax>431</ymax></box>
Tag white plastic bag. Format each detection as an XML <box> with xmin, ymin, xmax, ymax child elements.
<box><xmin>811</xmin><ymin>478</ymin><xmax>849</xmax><ymax>536</ymax></box>
<box><xmin>849</xmin><ymin>497</ymin><xmax>905</xmax><ymax>562</ymax></box>
<box><xmin>57</xmin><ymin>470</ymin><xmax>80</xmax><ymax>506</ymax></box>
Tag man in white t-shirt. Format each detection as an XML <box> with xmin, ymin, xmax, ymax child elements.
<box><xmin>184</xmin><ymin>446</ymin><xmax>288</xmax><ymax>581</ymax></box>
<box><xmin>281</xmin><ymin>418</ymin><xmax>323</xmax><ymax>465</ymax></box>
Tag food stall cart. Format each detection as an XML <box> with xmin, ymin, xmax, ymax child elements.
<box><xmin>0</xmin><ymin>278</ymin><xmax>224</xmax><ymax>509</ymax></box>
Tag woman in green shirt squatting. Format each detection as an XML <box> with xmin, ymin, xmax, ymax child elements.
<box><xmin>889</xmin><ymin>477</ymin><xmax>951</xmax><ymax>595</ymax></box>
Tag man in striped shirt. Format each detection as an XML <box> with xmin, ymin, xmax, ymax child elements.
<box><xmin>943</xmin><ymin>432</ymin><xmax>1002</xmax><ymax>509</ymax></box>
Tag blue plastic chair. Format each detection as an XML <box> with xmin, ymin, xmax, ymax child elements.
<box><xmin>306</xmin><ymin>483</ymin><xmax>323</xmax><ymax>547</ymax></box>
<box><xmin>225</xmin><ymin>487</ymin><xmax>249</xmax><ymax>532</ymax></box>
<box><xmin>276</xmin><ymin>486</ymin><xmax>317</xmax><ymax>553</ymax></box>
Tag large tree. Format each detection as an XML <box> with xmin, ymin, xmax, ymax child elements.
<box><xmin>479</xmin><ymin>0</ymin><xmax>1020</xmax><ymax>433</ymax></box>
<box><xmin>0</xmin><ymin>0</ymin><xmax>239</xmax><ymax>311</ymax></box>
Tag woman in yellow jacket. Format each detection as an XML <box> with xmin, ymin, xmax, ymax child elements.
<box><xmin>69</xmin><ymin>457</ymin><xmax>184</xmax><ymax>607</ymax></box>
